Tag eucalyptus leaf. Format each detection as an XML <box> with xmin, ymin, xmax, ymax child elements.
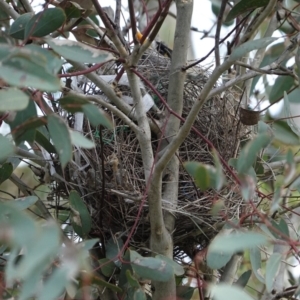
<box><xmin>265</xmin><ymin>253</ymin><xmax>281</xmax><ymax>292</ymax></box>
<box><xmin>0</xmin><ymin>135</ymin><xmax>15</xmax><ymax>162</ymax></box>
<box><xmin>130</xmin><ymin>250</ymin><xmax>174</xmax><ymax>282</ymax></box>
<box><xmin>229</xmin><ymin>37</ymin><xmax>277</xmax><ymax>62</ymax></box>
<box><xmin>0</xmin><ymin>88</ymin><xmax>29</xmax><ymax>111</ymax></box>
<box><xmin>69</xmin><ymin>190</ymin><xmax>92</xmax><ymax>238</ymax></box>
<box><xmin>0</xmin><ymin>55</ymin><xmax>61</xmax><ymax>91</ymax></box>
<box><xmin>47</xmin><ymin>114</ymin><xmax>72</xmax><ymax>168</ymax></box>
<box><xmin>13</xmin><ymin>196</ymin><xmax>38</xmax><ymax>211</ymax></box>
<box><xmin>250</xmin><ymin>247</ymin><xmax>264</xmax><ymax>283</ymax></box>
<box><xmin>212</xmin><ymin>283</ymin><xmax>254</xmax><ymax>300</ymax></box>
<box><xmin>0</xmin><ymin>162</ymin><xmax>13</xmax><ymax>184</ymax></box>
<box><xmin>46</xmin><ymin>38</ymin><xmax>115</xmax><ymax>64</ymax></box>
<box><xmin>25</xmin><ymin>8</ymin><xmax>66</xmax><ymax>38</ymax></box>
<box><xmin>70</xmin><ymin>130</ymin><xmax>95</xmax><ymax>149</ymax></box>
<box><xmin>226</xmin><ymin>0</ymin><xmax>269</xmax><ymax>22</ymax></box>
<box><xmin>209</xmin><ymin>231</ymin><xmax>268</xmax><ymax>255</ymax></box>
<box><xmin>9</xmin><ymin>12</ymin><xmax>34</xmax><ymax>39</ymax></box>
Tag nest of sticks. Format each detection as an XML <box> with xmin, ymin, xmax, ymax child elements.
<box><xmin>63</xmin><ymin>50</ymin><xmax>248</xmax><ymax>259</ymax></box>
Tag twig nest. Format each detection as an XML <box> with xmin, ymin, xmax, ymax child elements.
<box><xmin>68</xmin><ymin>50</ymin><xmax>247</xmax><ymax>259</ymax></box>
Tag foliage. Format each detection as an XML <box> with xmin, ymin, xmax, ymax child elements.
<box><xmin>1</xmin><ymin>0</ymin><xmax>300</xmax><ymax>300</ymax></box>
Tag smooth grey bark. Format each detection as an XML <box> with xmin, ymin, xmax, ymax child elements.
<box><xmin>148</xmin><ymin>1</ymin><xmax>194</xmax><ymax>299</ymax></box>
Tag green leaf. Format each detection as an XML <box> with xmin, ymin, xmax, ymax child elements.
<box><xmin>59</xmin><ymin>95</ymin><xmax>113</xmax><ymax>129</ymax></box>
<box><xmin>78</xmin><ymin>238</ymin><xmax>99</xmax><ymax>252</ymax></box>
<box><xmin>0</xmin><ymin>162</ymin><xmax>13</xmax><ymax>184</ymax></box>
<box><xmin>0</xmin><ymin>135</ymin><xmax>15</xmax><ymax>162</ymax></box>
<box><xmin>212</xmin><ymin>149</ymin><xmax>226</xmax><ymax>190</ymax></box>
<box><xmin>269</xmin><ymin>76</ymin><xmax>294</xmax><ymax>104</ymax></box>
<box><xmin>12</xmin><ymin>196</ymin><xmax>38</xmax><ymax>211</ymax></box>
<box><xmin>273</xmin><ymin>120</ymin><xmax>300</xmax><ymax>145</ymax></box>
<box><xmin>70</xmin><ymin>130</ymin><xmax>95</xmax><ymax>149</ymax></box>
<box><xmin>176</xmin><ymin>286</ymin><xmax>195</xmax><ymax>300</ymax></box>
<box><xmin>69</xmin><ymin>190</ymin><xmax>92</xmax><ymax>237</ymax></box>
<box><xmin>0</xmin><ymin>43</ymin><xmax>11</xmax><ymax>60</ymax></box>
<box><xmin>283</xmin><ymin>91</ymin><xmax>300</xmax><ymax>138</ymax></box>
<box><xmin>250</xmin><ymin>247</ymin><xmax>264</xmax><ymax>283</ymax></box>
<box><xmin>92</xmin><ymin>275</ymin><xmax>122</xmax><ymax>293</ymax></box>
<box><xmin>229</xmin><ymin>37</ymin><xmax>277</xmax><ymax>62</ymax></box>
<box><xmin>211</xmin><ymin>283</ymin><xmax>254</xmax><ymax>300</ymax></box>
<box><xmin>9</xmin><ymin>101</ymin><xmax>39</xmax><ymax>145</ymax></box>
<box><xmin>37</xmin><ymin>267</ymin><xmax>69</xmax><ymax>300</ymax></box>
<box><xmin>226</xmin><ymin>0</ymin><xmax>270</xmax><ymax>22</ymax></box>
<box><xmin>209</xmin><ymin>231</ymin><xmax>268</xmax><ymax>255</ymax></box>
<box><xmin>99</xmin><ymin>258</ymin><xmax>116</xmax><ymax>277</ymax></box>
<box><xmin>270</xmin><ymin>186</ymin><xmax>282</xmax><ymax>214</ymax></box>
<box><xmin>35</xmin><ymin>129</ymin><xmax>57</xmax><ymax>154</ymax></box>
<box><xmin>126</xmin><ymin>287</ymin><xmax>147</xmax><ymax>300</ymax></box>
<box><xmin>64</xmin><ymin>2</ymin><xmax>83</xmax><ymax>19</ymax></box>
<box><xmin>25</xmin><ymin>8</ymin><xmax>66</xmax><ymax>38</ymax></box>
<box><xmin>0</xmin><ymin>202</ymin><xmax>37</xmax><ymax>248</ymax></box>
<box><xmin>46</xmin><ymin>38</ymin><xmax>115</xmax><ymax>64</ymax></box>
<box><xmin>155</xmin><ymin>254</ymin><xmax>184</xmax><ymax>276</ymax></box>
<box><xmin>235</xmin><ymin>270</ymin><xmax>252</xmax><ymax>288</ymax></box>
<box><xmin>270</xmin><ymin>218</ymin><xmax>289</xmax><ymax>239</ymax></box>
<box><xmin>47</xmin><ymin>114</ymin><xmax>72</xmax><ymax>168</ymax></box>
<box><xmin>25</xmin><ymin>44</ymin><xmax>63</xmax><ymax>74</ymax></box>
<box><xmin>184</xmin><ymin>161</ymin><xmax>224</xmax><ymax>191</ymax></box>
<box><xmin>265</xmin><ymin>253</ymin><xmax>281</xmax><ymax>292</ymax></box>
<box><xmin>119</xmin><ymin>250</ymin><xmax>133</xmax><ymax>289</ymax></box>
<box><xmin>0</xmin><ymin>88</ymin><xmax>29</xmax><ymax>111</ymax></box>
<box><xmin>9</xmin><ymin>12</ymin><xmax>34</xmax><ymax>39</ymax></box>
<box><xmin>82</xmin><ymin>104</ymin><xmax>113</xmax><ymax>129</ymax></box>
<box><xmin>106</xmin><ymin>237</ymin><xmax>123</xmax><ymax>266</ymax></box>
<box><xmin>16</xmin><ymin>223</ymin><xmax>60</xmax><ymax>280</ymax></box>
<box><xmin>206</xmin><ymin>248</ymin><xmax>232</xmax><ymax>269</ymax></box>
<box><xmin>0</xmin><ymin>54</ymin><xmax>61</xmax><ymax>92</ymax></box>
<box><xmin>126</xmin><ymin>269</ymin><xmax>141</xmax><ymax>288</ymax></box>
<box><xmin>237</xmin><ymin>134</ymin><xmax>272</xmax><ymax>173</ymax></box>
<box><xmin>129</xmin><ymin>250</ymin><xmax>174</xmax><ymax>282</ymax></box>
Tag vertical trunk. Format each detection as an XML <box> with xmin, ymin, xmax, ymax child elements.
<box><xmin>149</xmin><ymin>1</ymin><xmax>194</xmax><ymax>299</ymax></box>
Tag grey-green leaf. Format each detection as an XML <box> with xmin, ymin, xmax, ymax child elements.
<box><xmin>47</xmin><ymin>114</ymin><xmax>72</xmax><ymax>168</ymax></box>
<box><xmin>25</xmin><ymin>8</ymin><xmax>66</xmax><ymax>38</ymax></box>
<box><xmin>0</xmin><ymin>88</ymin><xmax>29</xmax><ymax>111</ymax></box>
<box><xmin>209</xmin><ymin>231</ymin><xmax>268</xmax><ymax>255</ymax></box>
<box><xmin>69</xmin><ymin>190</ymin><xmax>92</xmax><ymax>237</ymax></box>
<box><xmin>46</xmin><ymin>38</ymin><xmax>115</xmax><ymax>64</ymax></box>
<box><xmin>70</xmin><ymin>130</ymin><xmax>95</xmax><ymax>149</ymax></box>
<box><xmin>0</xmin><ymin>162</ymin><xmax>13</xmax><ymax>184</ymax></box>
<box><xmin>9</xmin><ymin>12</ymin><xmax>34</xmax><ymax>39</ymax></box>
<box><xmin>0</xmin><ymin>135</ymin><xmax>15</xmax><ymax>162</ymax></box>
<box><xmin>265</xmin><ymin>253</ymin><xmax>281</xmax><ymax>292</ymax></box>
<box><xmin>212</xmin><ymin>284</ymin><xmax>254</xmax><ymax>300</ymax></box>
<box><xmin>229</xmin><ymin>37</ymin><xmax>277</xmax><ymax>62</ymax></box>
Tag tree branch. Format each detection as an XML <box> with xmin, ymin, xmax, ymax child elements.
<box><xmin>0</xmin><ymin>0</ymin><xmax>19</xmax><ymax>19</ymax></box>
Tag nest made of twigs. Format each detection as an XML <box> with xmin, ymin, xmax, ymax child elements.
<box><xmin>63</xmin><ymin>50</ymin><xmax>249</xmax><ymax>259</ymax></box>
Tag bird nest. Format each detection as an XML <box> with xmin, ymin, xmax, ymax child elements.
<box><xmin>63</xmin><ymin>50</ymin><xmax>248</xmax><ymax>259</ymax></box>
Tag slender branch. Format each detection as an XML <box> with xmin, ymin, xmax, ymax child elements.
<box><xmin>126</xmin><ymin>70</ymin><xmax>154</xmax><ymax>180</ymax></box>
<box><xmin>68</xmin><ymin>61</ymin><xmax>159</xmax><ymax>134</ymax></box>
<box><xmin>128</xmin><ymin>0</ymin><xmax>138</xmax><ymax>45</ymax></box>
<box><xmin>19</xmin><ymin>0</ymin><xmax>34</xmax><ymax>13</ymax></box>
<box><xmin>149</xmin><ymin>1</ymin><xmax>193</xmax><ymax>298</ymax></box>
<box><xmin>155</xmin><ymin>57</ymin><xmax>233</xmax><ymax>173</ymax></box>
<box><xmin>114</xmin><ymin>0</ymin><xmax>121</xmax><ymax>27</ymax></box>
<box><xmin>239</xmin><ymin>0</ymin><xmax>277</xmax><ymax>45</ymax></box>
<box><xmin>220</xmin><ymin>254</ymin><xmax>242</xmax><ymax>283</ymax></box>
<box><xmin>91</xmin><ymin>0</ymin><xmax>128</xmax><ymax>58</ymax></box>
<box><xmin>215</xmin><ymin>0</ymin><xmax>227</xmax><ymax>66</ymax></box>
<box><xmin>85</xmin><ymin>94</ymin><xmax>140</xmax><ymax>134</ymax></box>
<box><xmin>0</xmin><ymin>0</ymin><xmax>19</xmax><ymax>19</ymax></box>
